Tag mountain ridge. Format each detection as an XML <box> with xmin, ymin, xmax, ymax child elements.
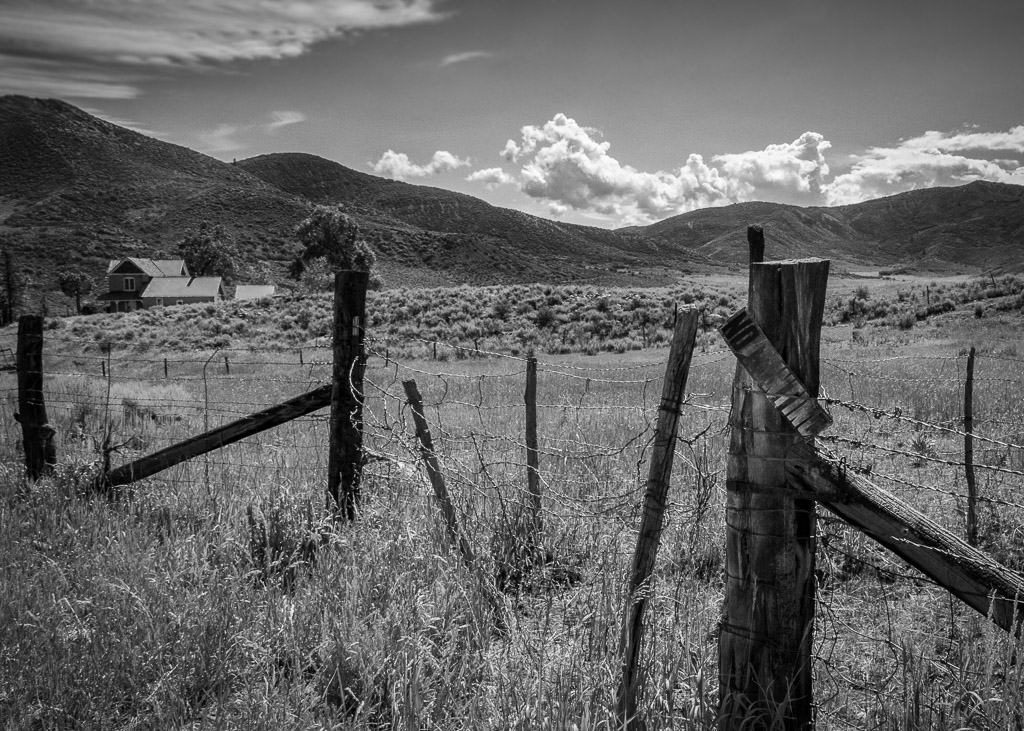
<box><xmin>2</xmin><ymin>95</ymin><xmax>1022</xmax><ymax>299</ymax></box>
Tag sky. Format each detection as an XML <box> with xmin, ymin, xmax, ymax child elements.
<box><xmin>2</xmin><ymin>0</ymin><xmax>1023</xmax><ymax>228</ymax></box>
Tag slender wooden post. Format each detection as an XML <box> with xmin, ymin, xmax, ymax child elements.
<box><xmin>965</xmin><ymin>346</ymin><xmax>978</xmax><ymax>546</ymax></box>
<box><xmin>719</xmin><ymin>258</ymin><xmax>829</xmax><ymax>730</ymax></box>
<box><xmin>328</xmin><ymin>270</ymin><xmax>368</xmax><ymax>519</ymax></box>
<box><xmin>164</xmin><ymin>358</ymin><xmax>168</xmax><ymax>378</ymax></box>
<box><xmin>15</xmin><ymin>315</ymin><xmax>56</xmax><ymax>479</ymax></box>
<box><xmin>224</xmin><ymin>354</ymin><xmax>230</xmax><ymax>375</ymax></box>
<box><xmin>616</xmin><ymin>307</ymin><xmax>700</xmax><ymax>730</ymax></box>
<box><xmin>524</xmin><ymin>352</ymin><xmax>542</xmax><ymax>539</ymax></box>
<box><xmin>403</xmin><ymin>378</ymin><xmax>508</xmax><ymax>631</ymax></box>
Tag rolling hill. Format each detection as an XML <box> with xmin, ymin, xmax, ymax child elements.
<box><xmin>1</xmin><ymin>94</ymin><xmax>1022</xmax><ymax>306</ymax></box>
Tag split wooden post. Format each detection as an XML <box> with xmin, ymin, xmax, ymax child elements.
<box><xmin>327</xmin><ymin>270</ymin><xmax>368</xmax><ymax>520</ymax></box>
<box><xmin>965</xmin><ymin>346</ymin><xmax>978</xmax><ymax>546</ymax></box>
<box><xmin>616</xmin><ymin>307</ymin><xmax>700</xmax><ymax>730</ymax></box>
<box><xmin>99</xmin><ymin>384</ymin><xmax>332</xmax><ymax>490</ymax></box>
<box><xmin>524</xmin><ymin>352</ymin><xmax>542</xmax><ymax>540</ymax></box>
<box><xmin>15</xmin><ymin>315</ymin><xmax>56</xmax><ymax>479</ymax></box>
<box><xmin>719</xmin><ymin>257</ymin><xmax>829</xmax><ymax>730</ymax></box>
<box><xmin>403</xmin><ymin>378</ymin><xmax>508</xmax><ymax>631</ymax></box>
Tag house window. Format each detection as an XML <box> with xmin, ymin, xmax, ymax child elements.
<box><xmin>124</xmin><ymin>276</ymin><xmax>136</xmax><ymax>291</ymax></box>
<box><xmin>176</xmin><ymin>300</ymin><xmax>184</xmax><ymax>305</ymax></box>
<box><xmin>156</xmin><ymin>298</ymin><xmax>163</xmax><ymax>307</ymax></box>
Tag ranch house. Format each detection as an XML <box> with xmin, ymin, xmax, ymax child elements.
<box><xmin>98</xmin><ymin>258</ymin><xmax>225</xmax><ymax>312</ymax></box>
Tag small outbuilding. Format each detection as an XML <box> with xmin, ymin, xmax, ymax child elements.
<box><xmin>234</xmin><ymin>284</ymin><xmax>276</xmax><ymax>301</ymax></box>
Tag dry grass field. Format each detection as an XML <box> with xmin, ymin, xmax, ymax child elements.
<box><xmin>2</xmin><ymin>271</ymin><xmax>1024</xmax><ymax>729</ymax></box>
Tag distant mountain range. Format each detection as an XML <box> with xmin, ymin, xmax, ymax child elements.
<box><xmin>2</xmin><ymin>95</ymin><xmax>1022</xmax><ymax>294</ymax></box>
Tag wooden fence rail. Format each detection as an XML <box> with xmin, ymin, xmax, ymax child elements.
<box><xmin>97</xmin><ymin>385</ymin><xmax>332</xmax><ymax>490</ymax></box>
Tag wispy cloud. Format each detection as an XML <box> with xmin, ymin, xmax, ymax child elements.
<box><xmin>267</xmin><ymin>110</ymin><xmax>307</xmax><ymax>131</ymax></box>
<box><xmin>489</xmin><ymin>113</ymin><xmax>1024</xmax><ymax>222</ymax></box>
<box><xmin>195</xmin><ymin>123</ymin><xmax>245</xmax><ymax>154</ymax></box>
<box><xmin>0</xmin><ymin>0</ymin><xmax>446</xmax><ymax>98</ymax></box>
<box><xmin>192</xmin><ymin>110</ymin><xmax>309</xmax><ymax>154</ymax></box>
<box><xmin>372</xmin><ymin>150</ymin><xmax>471</xmax><ymax>179</ymax></box>
<box><xmin>82</xmin><ymin>106</ymin><xmax>162</xmax><ymax>138</ymax></box>
<box><xmin>439</xmin><ymin>50</ymin><xmax>491</xmax><ymax>67</ymax></box>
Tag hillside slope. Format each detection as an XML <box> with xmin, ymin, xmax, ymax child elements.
<box><xmin>1</xmin><ymin>95</ymin><xmax>1022</xmax><ymax>306</ymax></box>
<box><xmin>629</xmin><ymin>182</ymin><xmax>1024</xmax><ymax>271</ymax></box>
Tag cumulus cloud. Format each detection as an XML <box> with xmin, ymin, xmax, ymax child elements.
<box><xmin>498</xmin><ymin>113</ymin><xmax>826</xmax><ymax>222</ymax></box>
<box><xmin>466</xmin><ymin>167</ymin><xmax>515</xmax><ymax>188</ymax></box>
<box><xmin>898</xmin><ymin>126</ymin><xmax>1024</xmax><ymax>153</ymax></box>
<box><xmin>491</xmin><ymin>114</ymin><xmax>1024</xmax><ymax>221</ymax></box>
<box><xmin>0</xmin><ymin>0</ymin><xmax>445</xmax><ymax>98</ymax></box>
<box><xmin>440</xmin><ymin>50</ymin><xmax>491</xmax><ymax>67</ymax></box>
<box><xmin>714</xmin><ymin>132</ymin><xmax>831</xmax><ymax>199</ymax></box>
<box><xmin>372</xmin><ymin>150</ymin><xmax>471</xmax><ymax>179</ymax></box>
<box><xmin>823</xmin><ymin>144</ymin><xmax>1024</xmax><ymax>205</ymax></box>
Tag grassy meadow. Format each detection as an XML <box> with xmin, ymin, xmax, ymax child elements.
<box><xmin>2</xmin><ymin>271</ymin><xmax>1024</xmax><ymax>729</ymax></box>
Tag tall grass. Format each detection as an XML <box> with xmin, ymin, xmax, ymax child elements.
<box><xmin>2</xmin><ymin>285</ymin><xmax>1024</xmax><ymax>728</ymax></box>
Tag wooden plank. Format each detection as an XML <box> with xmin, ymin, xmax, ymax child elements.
<box><xmin>786</xmin><ymin>440</ymin><xmax>1024</xmax><ymax>634</ymax></box>
<box><xmin>719</xmin><ymin>257</ymin><xmax>830</xmax><ymax>731</ymax></box>
<box><xmin>720</xmin><ymin>308</ymin><xmax>832</xmax><ymax>438</ymax></box>
<box><xmin>100</xmin><ymin>384</ymin><xmax>332</xmax><ymax>489</ymax></box>
<box><xmin>616</xmin><ymin>306</ymin><xmax>700</xmax><ymax>730</ymax></box>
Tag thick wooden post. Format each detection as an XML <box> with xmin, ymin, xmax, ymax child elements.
<box><xmin>328</xmin><ymin>270</ymin><xmax>368</xmax><ymax>519</ymax></box>
<box><xmin>15</xmin><ymin>315</ymin><xmax>56</xmax><ymax>479</ymax></box>
<box><xmin>719</xmin><ymin>258</ymin><xmax>829</xmax><ymax>730</ymax></box>
<box><xmin>616</xmin><ymin>307</ymin><xmax>700</xmax><ymax>730</ymax></box>
<box><xmin>964</xmin><ymin>346</ymin><xmax>977</xmax><ymax>546</ymax></box>
<box><xmin>524</xmin><ymin>353</ymin><xmax>542</xmax><ymax>538</ymax></box>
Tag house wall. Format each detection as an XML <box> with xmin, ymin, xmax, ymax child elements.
<box><xmin>108</xmin><ymin>273</ymin><xmax>151</xmax><ymax>293</ymax></box>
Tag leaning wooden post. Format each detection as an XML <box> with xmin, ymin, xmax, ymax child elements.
<box><xmin>15</xmin><ymin>315</ymin><xmax>56</xmax><ymax>479</ymax></box>
<box><xmin>964</xmin><ymin>346</ymin><xmax>978</xmax><ymax>546</ymax></box>
<box><xmin>328</xmin><ymin>270</ymin><xmax>369</xmax><ymax>520</ymax></box>
<box><xmin>616</xmin><ymin>307</ymin><xmax>700</xmax><ymax>730</ymax></box>
<box><xmin>403</xmin><ymin>378</ymin><xmax>508</xmax><ymax>631</ymax></box>
<box><xmin>719</xmin><ymin>257</ymin><xmax>829</xmax><ymax>730</ymax></box>
<box><xmin>524</xmin><ymin>352</ymin><xmax>542</xmax><ymax>540</ymax></box>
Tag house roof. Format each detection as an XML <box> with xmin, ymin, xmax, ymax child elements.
<box><xmin>234</xmin><ymin>285</ymin><xmax>276</xmax><ymax>300</ymax></box>
<box><xmin>107</xmin><ymin>258</ymin><xmax>189</xmax><ymax>277</ymax></box>
<box><xmin>141</xmin><ymin>276</ymin><xmax>223</xmax><ymax>298</ymax></box>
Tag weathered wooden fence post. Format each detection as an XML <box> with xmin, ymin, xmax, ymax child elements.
<box><xmin>15</xmin><ymin>315</ymin><xmax>56</xmax><ymax>479</ymax></box>
<box><xmin>328</xmin><ymin>270</ymin><xmax>368</xmax><ymax>520</ymax></box>
<box><xmin>964</xmin><ymin>346</ymin><xmax>977</xmax><ymax>546</ymax></box>
<box><xmin>616</xmin><ymin>307</ymin><xmax>700</xmax><ymax>730</ymax></box>
<box><xmin>524</xmin><ymin>352</ymin><xmax>542</xmax><ymax>540</ymax></box>
<box><xmin>403</xmin><ymin>377</ymin><xmax>508</xmax><ymax>631</ymax></box>
<box><xmin>719</xmin><ymin>256</ymin><xmax>829</xmax><ymax>730</ymax></box>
